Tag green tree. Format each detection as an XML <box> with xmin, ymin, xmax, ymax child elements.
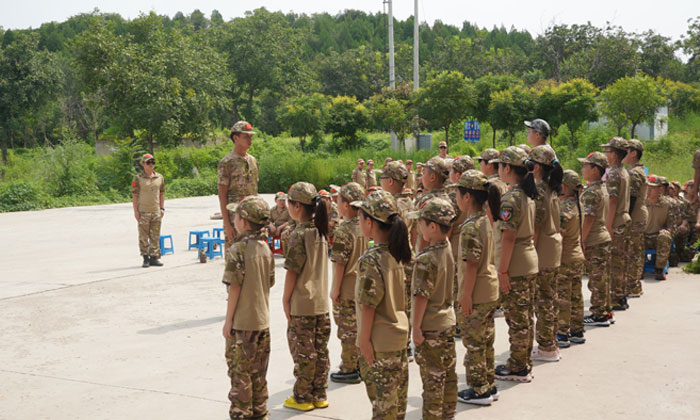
<box><xmin>368</xmin><ymin>83</ymin><xmax>416</xmax><ymax>151</ymax></box>
<box><xmin>474</xmin><ymin>74</ymin><xmax>520</xmax><ymax>147</ymax></box>
<box><xmin>327</xmin><ymin>96</ymin><xmax>370</xmax><ymax>149</ymax></box>
<box><xmin>488</xmin><ymin>84</ymin><xmax>535</xmax><ymax>145</ymax></box>
<box><xmin>277</xmin><ymin>93</ymin><xmax>330</xmax><ymax>151</ymax></box>
<box><xmin>414</xmin><ymin>70</ymin><xmax>476</xmax><ymax>145</ymax></box>
<box><xmin>600</xmin><ymin>75</ymin><xmax>665</xmax><ymax>137</ymax></box>
<box><xmin>680</xmin><ymin>17</ymin><xmax>700</xmax><ymax>82</ymax></box>
<box><xmin>657</xmin><ymin>77</ymin><xmax>700</xmax><ymax>116</ymax></box>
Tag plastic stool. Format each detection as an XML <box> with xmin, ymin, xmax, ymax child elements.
<box><xmin>643</xmin><ymin>249</ymin><xmax>669</xmax><ymax>274</ymax></box>
<box><xmin>213</xmin><ymin>227</ymin><xmax>224</xmax><ymax>239</ymax></box>
<box><xmin>188</xmin><ymin>230</ymin><xmax>210</xmax><ymax>250</ymax></box>
<box><xmin>201</xmin><ymin>237</ymin><xmax>225</xmax><ymax>260</ymax></box>
<box><xmin>160</xmin><ymin>235</ymin><xmax>174</xmax><ymax>255</ymax></box>
<box><xmin>268</xmin><ymin>236</ymin><xmax>284</xmax><ymax>255</ymax></box>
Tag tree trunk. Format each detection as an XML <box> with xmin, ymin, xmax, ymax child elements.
<box><xmin>617</xmin><ymin>125</ymin><xmax>623</xmax><ymax>136</ymax></box>
<box><xmin>630</xmin><ymin>122</ymin><xmax>638</xmax><ymax>139</ymax></box>
<box><xmin>1</xmin><ymin>129</ymin><xmax>7</xmax><ymax>164</ymax></box>
<box><xmin>569</xmin><ymin>128</ymin><xmax>576</xmax><ymax>159</ymax></box>
<box><xmin>491</xmin><ymin>124</ymin><xmax>497</xmax><ymax>148</ymax></box>
<box><xmin>444</xmin><ymin>124</ymin><xmax>450</xmax><ymax>146</ymax></box>
<box><xmin>300</xmin><ymin>136</ymin><xmax>306</xmax><ymax>152</ymax></box>
<box><xmin>147</xmin><ymin>132</ymin><xmax>154</xmax><ymax>154</ymax></box>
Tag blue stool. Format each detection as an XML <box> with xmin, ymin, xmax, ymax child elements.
<box><xmin>160</xmin><ymin>235</ymin><xmax>174</xmax><ymax>255</ymax></box>
<box><xmin>213</xmin><ymin>227</ymin><xmax>224</xmax><ymax>239</ymax></box>
<box><xmin>200</xmin><ymin>237</ymin><xmax>225</xmax><ymax>260</ymax></box>
<box><xmin>643</xmin><ymin>249</ymin><xmax>669</xmax><ymax>274</ymax></box>
<box><xmin>188</xmin><ymin>230</ymin><xmax>210</xmax><ymax>250</ymax></box>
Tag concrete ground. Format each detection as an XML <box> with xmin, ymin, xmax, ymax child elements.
<box><xmin>1</xmin><ymin>195</ymin><xmax>700</xmax><ymax>419</ymax></box>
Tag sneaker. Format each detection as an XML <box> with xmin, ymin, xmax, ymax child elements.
<box><xmin>455</xmin><ymin>327</ymin><xmax>461</xmax><ymax>338</ymax></box>
<box><xmin>612</xmin><ymin>299</ymin><xmax>629</xmax><ymax>311</ymax></box>
<box><xmin>628</xmin><ymin>290</ymin><xmax>643</xmax><ymax>298</ymax></box>
<box><xmin>457</xmin><ymin>388</ymin><xmax>494</xmax><ymax>405</ymax></box>
<box><xmin>495</xmin><ymin>364</ymin><xmax>532</xmax><ymax>383</ymax></box>
<box><xmin>583</xmin><ymin>315</ymin><xmax>610</xmax><ymax>327</ymax></box>
<box><xmin>556</xmin><ymin>333</ymin><xmax>571</xmax><ymax>349</ymax></box>
<box><xmin>531</xmin><ymin>347</ymin><xmax>561</xmax><ymax>362</ymax></box>
<box><xmin>283</xmin><ymin>396</ymin><xmax>314</xmax><ymax>411</ymax></box>
<box><xmin>149</xmin><ymin>256</ymin><xmax>163</xmax><ymax>267</ymax></box>
<box><xmin>493</xmin><ymin>307</ymin><xmax>505</xmax><ymax>318</ymax></box>
<box><xmin>606</xmin><ymin>312</ymin><xmax>616</xmax><ymax>324</ymax></box>
<box><xmin>569</xmin><ymin>331</ymin><xmax>586</xmax><ymax>344</ymax></box>
<box><xmin>313</xmin><ymin>400</ymin><xmax>329</xmax><ymax>409</ymax></box>
<box><xmin>489</xmin><ymin>385</ymin><xmax>500</xmax><ymax>401</ymax></box>
<box><xmin>142</xmin><ymin>255</ymin><xmax>150</xmax><ymax>268</ymax></box>
<box><xmin>407</xmin><ymin>347</ymin><xmax>414</xmax><ymax>362</ymax></box>
<box><xmin>330</xmin><ymin>369</ymin><xmax>361</xmax><ymax>384</ymax></box>
<box><xmin>655</xmin><ymin>268</ymin><xmax>666</xmax><ymax>281</ymax></box>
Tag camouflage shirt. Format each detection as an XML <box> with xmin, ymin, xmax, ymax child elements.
<box><xmin>331</xmin><ymin>217</ymin><xmax>360</xmax><ymax>265</ymax></box>
<box><xmin>605</xmin><ymin>164</ymin><xmax>631</xmax><ymax>227</ymax></box>
<box><xmin>559</xmin><ymin>197</ymin><xmax>584</xmax><ymax>264</ymax></box>
<box><xmin>284</xmin><ymin>221</ymin><xmax>314</xmax><ymax>273</ymax></box>
<box><xmin>217</xmin><ymin>151</ymin><xmax>258</xmax><ymax>204</ymax></box>
<box><xmin>486</xmin><ymin>174</ymin><xmax>508</xmax><ymax>196</ymax></box>
<box><xmin>580</xmin><ymin>180</ymin><xmax>611</xmax><ymax>246</ymax></box>
<box><xmin>627</xmin><ymin>163</ymin><xmax>648</xmax><ymax>223</ymax></box>
<box><xmin>223</xmin><ymin>230</ymin><xmax>275</xmax><ymax>287</ymax></box>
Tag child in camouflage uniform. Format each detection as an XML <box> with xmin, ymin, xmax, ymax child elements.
<box><xmin>450</xmin><ymin>170</ymin><xmax>502</xmax><ymax>405</ymax></box>
<box><xmin>329</xmin><ymin>182</ymin><xmax>368</xmax><ymax>384</ymax></box>
<box><xmin>352</xmin><ymin>190</ymin><xmax>412</xmax><ymax>420</ymax></box>
<box><xmin>222</xmin><ymin>196</ymin><xmax>275</xmax><ymax>420</ymax></box>
<box><xmin>555</xmin><ymin>170</ymin><xmax>586</xmax><ymax>347</ymax></box>
<box><xmin>448</xmin><ymin>156</ymin><xmax>476</xmax><ymax>305</ymax></box>
<box><xmin>407</xmin><ymin>198</ymin><xmax>458</xmax><ymax>419</ymax></box>
<box><xmin>491</xmin><ymin>147</ymin><xmax>540</xmax><ymax>383</ymax></box>
<box><xmin>579</xmin><ymin>152</ymin><xmax>613</xmax><ymax>327</ymax></box>
<box><xmin>282</xmin><ymin>182</ymin><xmax>332</xmax><ymax>411</ymax></box>
<box><xmin>414</xmin><ymin>157</ymin><xmax>452</xmax><ymax>252</ymax></box>
<box><xmin>644</xmin><ymin>175</ymin><xmax>674</xmax><ymax>281</ymax></box>
<box><xmin>622</xmin><ymin>140</ymin><xmax>648</xmax><ymax>298</ymax></box>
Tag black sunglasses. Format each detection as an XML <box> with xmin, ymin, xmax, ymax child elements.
<box><xmin>146</xmin><ymin>160</ymin><xmax>156</xmax><ymax>165</ymax></box>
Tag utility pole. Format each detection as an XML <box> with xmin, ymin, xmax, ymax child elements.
<box><xmin>386</xmin><ymin>0</ymin><xmax>395</xmax><ymax>88</ymax></box>
<box><xmin>413</xmin><ymin>0</ymin><xmax>419</xmax><ymax>90</ymax></box>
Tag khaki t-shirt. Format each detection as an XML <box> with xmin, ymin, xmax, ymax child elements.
<box><xmin>284</xmin><ymin>221</ymin><xmax>329</xmax><ymax>316</ymax></box>
<box><xmin>645</xmin><ymin>199</ymin><xmax>672</xmax><ymax>234</ymax></box>
<box><xmin>269</xmin><ymin>206</ymin><xmax>291</xmax><ymax>228</ymax></box>
<box><xmin>222</xmin><ymin>231</ymin><xmax>275</xmax><ymax>331</ymax></box>
<box><xmin>411</xmin><ymin>240</ymin><xmax>457</xmax><ymax>331</ymax></box>
<box><xmin>559</xmin><ymin>197</ymin><xmax>584</xmax><ymax>264</ymax></box>
<box><xmin>366</xmin><ymin>169</ymin><xmax>378</xmax><ymax>188</ymax></box>
<box><xmin>132</xmin><ymin>172</ymin><xmax>165</xmax><ymax>213</ymax></box>
<box><xmin>500</xmin><ymin>185</ymin><xmax>539</xmax><ymax>277</ymax></box>
<box><xmin>356</xmin><ymin>244</ymin><xmax>409</xmax><ymax>352</ymax></box>
<box><xmin>606</xmin><ymin>164</ymin><xmax>631</xmax><ymax>227</ymax></box>
<box><xmin>628</xmin><ymin>163</ymin><xmax>649</xmax><ymax>225</ymax></box>
<box><xmin>457</xmin><ymin>211</ymin><xmax>499</xmax><ymax>304</ymax></box>
<box><xmin>581</xmin><ymin>181</ymin><xmax>611</xmax><ymax>246</ymax></box>
<box><xmin>330</xmin><ymin>217</ymin><xmax>369</xmax><ymax>301</ymax></box>
<box><xmin>534</xmin><ymin>182</ymin><xmax>563</xmax><ymax>269</ymax></box>
<box><xmin>352</xmin><ymin>168</ymin><xmax>367</xmax><ymax>187</ymax></box>
<box><xmin>487</xmin><ymin>174</ymin><xmax>508</xmax><ymax>269</ymax></box>
<box><xmin>406</xmin><ymin>171</ymin><xmax>416</xmax><ymax>191</ymax></box>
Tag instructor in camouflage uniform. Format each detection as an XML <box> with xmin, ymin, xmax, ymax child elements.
<box><xmin>132</xmin><ymin>153</ymin><xmax>165</xmax><ymax>268</ymax></box>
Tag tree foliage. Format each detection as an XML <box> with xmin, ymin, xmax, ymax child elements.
<box><xmin>277</xmin><ymin>93</ymin><xmax>330</xmax><ymax>151</ymax></box>
<box><xmin>601</xmin><ymin>75</ymin><xmax>665</xmax><ymax>137</ymax></box>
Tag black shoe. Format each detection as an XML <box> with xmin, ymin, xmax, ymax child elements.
<box><xmin>330</xmin><ymin>369</ymin><xmax>361</xmax><ymax>384</ymax></box>
<box><xmin>583</xmin><ymin>315</ymin><xmax>610</xmax><ymax>327</ymax></box>
<box><xmin>556</xmin><ymin>333</ymin><xmax>571</xmax><ymax>348</ymax></box>
<box><xmin>612</xmin><ymin>298</ymin><xmax>629</xmax><ymax>311</ymax></box>
<box><xmin>457</xmin><ymin>388</ymin><xmax>494</xmax><ymax>405</ymax></box>
<box><xmin>489</xmin><ymin>385</ymin><xmax>500</xmax><ymax>401</ymax></box>
<box><xmin>655</xmin><ymin>268</ymin><xmax>666</xmax><ymax>281</ymax></box>
<box><xmin>455</xmin><ymin>327</ymin><xmax>461</xmax><ymax>338</ymax></box>
<box><xmin>149</xmin><ymin>256</ymin><xmax>163</xmax><ymax>266</ymax></box>
<box><xmin>494</xmin><ymin>364</ymin><xmax>532</xmax><ymax>382</ymax></box>
<box><xmin>142</xmin><ymin>255</ymin><xmax>150</xmax><ymax>268</ymax></box>
<box><xmin>569</xmin><ymin>331</ymin><xmax>586</xmax><ymax>344</ymax></box>
<box><xmin>407</xmin><ymin>347</ymin><xmax>414</xmax><ymax>362</ymax></box>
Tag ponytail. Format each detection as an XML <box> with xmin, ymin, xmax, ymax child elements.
<box><xmin>512</xmin><ymin>162</ymin><xmax>539</xmax><ymax>200</ymax></box>
<box><xmin>534</xmin><ymin>160</ymin><xmax>563</xmax><ymax>195</ymax></box>
<box><xmin>360</xmin><ymin>210</ymin><xmax>412</xmax><ymax>265</ymax></box>
<box><xmin>312</xmin><ymin>196</ymin><xmax>329</xmax><ymax>240</ymax></box>
<box><xmin>574</xmin><ymin>187</ymin><xmax>583</xmax><ymax>235</ymax></box>
<box><xmin>457</xmin><ymin>184</ymin><xmax>502</xmax><ymax>221</ymax></box>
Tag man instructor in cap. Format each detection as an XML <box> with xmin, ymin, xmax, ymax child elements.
<box><xmin>218</xmin><ymin>121</ymin><xmax>259</xmax><ymax>247</ymax></box>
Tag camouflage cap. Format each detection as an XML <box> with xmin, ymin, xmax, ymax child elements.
<box><xmin>383</xmin><ymin>161</ymin><xmax>409</xmax><ymax>183</ymax></box>
<box><xmin>452</xmin><ymin>155</ymin><xmax>475</xmax><ymax>173</ymax></box>
<box><xmin>627</xmin><ymin>138</ymin><xmax>644</xmax><ymax>152</ymax></box>
<box><xmin>226</xmin><ymin>196</ymin><xmax>270</xmax><ymax>225</ymax></box>
<box><xmin>446</xmin><ymin>169</ymin><xmax>489</xmax><ymax>191</ymax></box>
<box><xmin>562</xmin><ymin>169</ymin><xmax>582</xmax><ymax>190</ymax></box>
<box><xmin>530</xmin><ymin>145</ymin><xmax>557</xmax><ymax>166</ymax></box>
<box><xmin>657</xmin><ymin>176</ymin><xmax>669</xmax><ymax>186</ymax></box>
<box><xmin>600</xmin><ymin>136</ymin><xmax>628</xmax><ymax>151</ymax></box>
<box><xmin>684</xmin><ymin>180</ymin><xmax>694</xmax><ymax>190</ymax></box>
<box><xmin>671</xmin><ymin>181</ymin><xmax>681</xmax><ymax>190</ymax></box>
<box><xmin>385</xmin><ymin>157</ymin><xmax>393</xmax><ymax>163</ymax></box>
<box><xmin>438</xmin><ymin>141</ymin><xmax>448</xmax><ymax>148</ymax></box>
<box><xmin>490</xmin><ymin>146</ymin><xmax>528</xmax><ymax>167</ymax></box>
<box><xmin>425</xmin><ymin>157</ymin><xmax>450</xmax><ymax>178</ymax></box>
<box><xmin>367</xmin><ymin>186</ymin><xmax>381</xmax><ymax>193</ymax></box>
<box><xmin>577</xmin><ymin>151</ymin><xmax>608</xmax><ymax>169</ymax></box>
<box><xmin>141</xmin><ymin>153</ymin><xmax>155</xmax><ymax>163</ymax></box>
<box><xmin>402</xmin><ymin>187</ymin><xmax>413</xmax><ymax>197</ymax></box>
<box><xmin>351</xmin><ymin>189</ymin><xmax>399</xmax><ymax>224</ymax></box>
<box><xmin>329</xmin><ymin>184</ymin><xmax>341</xmax><ymax>196</ymax></box>
<box><xmin>516</xmin><ymin>144</ymin><xmax>532</xmax><ymax>154</ymax></box>
<box><xmin>475</xmin><ymin>148</ymin><xmax>500</xmax><ymax>162</ymax></box>
<box><xmin>231</xmin><ymin>120</ymin><xmax>257</xmax><ymax>135</ymax></box>
<box><xmin>340</xmin><ymin>182</ymin><xmax>365</xmax><ymax>203</ymax></box>
<box><xmin>407</xmin><ymin>197</ymin><xmax>456</xmax><ymax>226</ymax></box>
<box><xmin>406</xmin><ymin>159</ymin><xmax>413</xmax><ymax>165</ymax></box>
<box><xmin>524</xmin><ymin>119</ymin><xmax>551</xmax><ymax>138</ymax></box>
<box><xmin>319</xmin><ymin>189</ymin><xmax>331</xmax><ymax>198</ymax></box>
<box><xmin>274</xmin><ymin>191</ymin><xmax>287</xmax><ymax>201</ymax></box>
<box><xmin>357</xmin><ymin>158</ymin><xmax>365</xmax><ymax>164</ymax></box>
<box><xmin>416</xmin><ymin>162</ymin><xmax>423</xmax><ymax>168</ymax></box>
<box><xmin>647</xmin><ymin>174</ymin><xmax>661</xmax><ymax>187</ymax></box>
<box><xmin>288</xmin><ymin>181</ymin><xmax>318</xmax><ymax>205</ymax></box>
<box><xmin>367</xmin><ymin>159</ymin><xmax>374</xmax><ymax>165</ymax></box>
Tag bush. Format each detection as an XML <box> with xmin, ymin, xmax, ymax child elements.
<box><xmin>41</xmin><ymin>138</ymin><xmax>98</xmax><ymax>197</ymax></box>
<box><xmin>96</xmin><ymin>138</ymin><xmax>145</xmax><ymax>194</ymax></box>
<box><xmin>166</xmin><ymin>176</ymin><xmax>218</xmax><ymax>198</ymax></box>
<box><xmin>0</xmin><ymin>182</ymin><xmax>42</xmax><ymax>212</ymax></box>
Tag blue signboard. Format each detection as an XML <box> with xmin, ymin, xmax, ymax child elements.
<box><xmin>464</xmin><ymin>120</ymin><xmax>480</xmax><ymax>143</ymax></box>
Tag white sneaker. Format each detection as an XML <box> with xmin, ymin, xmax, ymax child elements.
<box><xmin>531</xmin><ymin>347</ymin><xmax>561</xmax><ymax>362</ymax></box>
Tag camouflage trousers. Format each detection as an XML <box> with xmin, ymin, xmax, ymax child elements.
<box><xmin>458</xmin><ymin>301</ymin><xmax>497</xmax><ymax>395</ymax></box>
<box><xmin>359</xmin><ymin>349</ymin><xmax>408</xmax><ymax>420</ymax></box>
<box><xmin>138</xmin><ymin>212</ymin><xmax>162</xmax><ymax>257</ymax></box>
<box><xmin>404</xmin><ymin>263</ymin><xmax>413</xmax><ymax>346</ymax></box>
<box><xmin>287</xmin><ymin>314</ymin><xmax>331</xmax><ymax>403</ymax></box>
<box><xmin>502</xmin><ymin>275</ymin><xmax>536</xmax><ymax>372</ymax></box>
<box><xmin>556</xmin><ymin>261</ymin><xmax>585</xmax><ymax>336</ymax></box>
<box><xmin>645</xmin><ymin>231</ymin><xmax>672</xmax><ymax>269</ymax></box>
<box><xmin>415</xmin><ymin>327</ymin><xmax>457</xmax><ymax>420</ymax></box>
<box><xmin>609</xmin><ymin>222</ymin><xmax>630</xmax><ymax>303</ymax></box>
<box><xmin>535</xmin><ymin>267</ymin><xmax>559</xmax><ymax>352</ymax></box>
<box><xmin>586</xmin><ymin>241</ymin><xmax>611</xmax><ymax>317</ymax></box>
<box><xmin>332</xmin><ymin>299</ymin><xmax>358</xmax><ymax>372</ymax></box>
<box><xmin>225</xmin><ymin>329</ymin><xmax>271</xmax><ymax>420</ymax></box>
<box><xmin>625</xmin><ymin>222</ymin><xmax>646</xmax><ymax>296</ymax></box>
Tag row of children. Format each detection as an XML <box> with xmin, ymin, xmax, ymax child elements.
<box><xmin>220</xmin><ymin>118</ymin><xmax>697</xmax><ymax>420</ymax></box>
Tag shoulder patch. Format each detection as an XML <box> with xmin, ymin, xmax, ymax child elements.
<box><xmin>501</xmin><ymin>205</ymin><xmax>514</xmax><ymax>222</ymax></box>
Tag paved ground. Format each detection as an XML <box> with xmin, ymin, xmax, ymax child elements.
<box><xmin>1</xmin><ymin>195</ymin><xmax>700</xmax><ymax>419</ymax></box>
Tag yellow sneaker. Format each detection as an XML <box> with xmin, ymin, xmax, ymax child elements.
<box><xmin>313</xmin><ymin>400</ymin><xmax>329</xmax><ymax>409</ymax></box>
<box><xmin>283</xmin><ymin>396</ymin><xmax>315</xmax><ymax>411</ymax></box>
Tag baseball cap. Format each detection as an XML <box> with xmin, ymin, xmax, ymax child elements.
<box><xmin>141</xmin><ymin>153</ymin><xmax>155</xmax><ymax>163</ymax></box>
<box><xmin>425</xmin><ymin>157</ymin><xmax>450</xmax><ymax>179</ymax></box>
<box><xmin>274</xmin><ymin>191</ymin><xmax>287</xmax><ymax>201</ymax></box>
<box><xmin>516</xmin><ymin>144</ymin><xmax>532</xmax><ymax>155</ymax></box>
<box><xmin>452</xmin><ymin>155</ymin><xmax>475</xmax><ymax>173</ymax></box>
<box><xmin>382</xmin><ymin>161</ymin><xmax>409</xmax><ymax>183</ymax></box>
<box><xmin>647</xmin><ymin>174</ymin><xmax>661</xmax><ymax>186</ymax></box>
<box><xmin>524</xmin><ymin>119</ymin><xmax>551</xmax><ymax>138</ymax></box>
<box><xmin>577</xmin><ymin>152</ymin><xmax>608</xmax><ymax>169</ymax></box>
<box><xmin>475</xmin><ymin>148</ymin><xmax>500</xmax><ymax>162</ymax></box>
<box><xmin>627</xmin><ymin>139</ymin><xmax>644</xmax><ymax>152</ymax></box>
<box><xmin>600</xmin><ymin>137</ymin><xmax>628</xmax><ymax>151</ymax></box>
<box><xmin>288</xmin><ymin>182</ymin><xmax>318</xmax><ymax>205</ymax></box>
<box><xmin>226</xmin><ymin>196</ymin><xmax>270</xmax><ymax>225</ymax></box>
<box><xmin>438</xmin><ymin>141</ymin><xmax>447</xmax><ymax>149</ymax></box>
<box><xmin>446</xmin><ymin>169</ymin><xmax>489</xmax><ymax>191</ymax></box>
<box><xmin>329</xmin><ymin>184</ymin><xmax>340</xmax><ymax>196</ymax></box>
<box><xmin>340</xmin><ymin>182</ymin><xmax>365</xmax><ymax>203</ymax></box>
<box><xmin>357</xmin><ymin>158</ymin><xmax>365</xmax><ymax>164</ymax></box>
<box><xmin>231</xmin><ymin>121</ymin><xmax>257</xmax><ymax>135</ymax></box>
<box><xmin>562</xmin><ymin>170</ymin><xmax>582</xmax><ymax>190</ymax></box>
<box><xmin>530</xmin><ymin>145</ymin><xmax>557</xmax><ymax>166</ymax></box>
<box><xmin>490</xmin><ymin>146</ymin><xmax>528</xmax><ymax>167</ymax></box>
<box><xmin>351</xmin><ymin>190</ymin><xmax>399</xmax><ymax>224</ymax></box>
<box><xmin>407</xmin><ymin>197</ymin><xmax>456</xmax><ymax>226</ymax></box>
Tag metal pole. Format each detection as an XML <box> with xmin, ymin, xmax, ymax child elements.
<box><xmin>387</xmin><ymin>0</ymin><xmax>395</xmax><ymax>88</ymax></box>
<box><xmin>413</xmin><ymin>0</ymin><xmax>419</xmax><ymax>90</ymax></box>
